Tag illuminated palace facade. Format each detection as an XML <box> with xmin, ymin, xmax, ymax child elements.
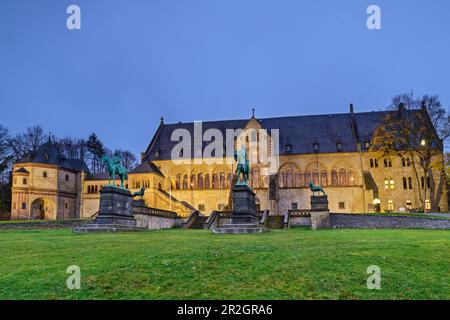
<box><xmin>10</xmin><ymin>105</ymin><xmax>448</xmax><ymax>220</ymax></box>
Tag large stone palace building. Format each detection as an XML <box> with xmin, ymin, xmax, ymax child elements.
<box><xmin>10</xmin><ymin>105</ymin><xmax>448</xmax><ymax>220</ymax></box>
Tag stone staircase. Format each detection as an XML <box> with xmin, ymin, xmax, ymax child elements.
<box><xmin>212</xmin><ymin>222</ymin><xmax>265</xmax><ymax>234</ymax></box>
<box><xmin>212</xmin><ymin>214</ymin><xmax>266</xmax><ymax>234</ymax></box>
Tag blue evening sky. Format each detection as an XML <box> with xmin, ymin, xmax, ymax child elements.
<box><xmin>0</xmin><ymin>0</ymin><xmax>449</xmax><ymax>156</ymax></box>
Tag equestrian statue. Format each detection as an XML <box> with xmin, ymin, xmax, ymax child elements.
<box><xmin>234</xmin><ymin>145</ymin><xmax>250</xmax><ymax>187</ymax></box>
<box><xmin>101</xmin><ymin>155</ymin><xmax>128</xmax><ymax>189</ymax></box>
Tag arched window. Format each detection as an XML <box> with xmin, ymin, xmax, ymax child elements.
<box><xmin>304</xmin><ymin>171</ymin><xmax>311</xmax><ymax>186</ymax></box>
<box><xmin>176</xmin><ymin>174</ymin><xmax>181</xmax><ymax>190</ymax></box>
<box><xmin>212</xmin><ymin>174</ymin><xmax>219</xmax><ymax>189</ymax></box>
<box><xmin>294</xmin><ymin>171</ymin><xmax>301</xmax><ymax>187</ymax></box>
<box><xmin>348</xmin><ymin>170</ymin><xmax>354</xmax><ymax>186</ymax></box>
<box><xmin>384</xmin><ymin>159</ymin><xmax>388</xmax><ymax>167</ymax></box>
<box><xmin>403</xmin><ymin>177</ymin><xmax>407</xmax><ymax>190</ymax></box>
<box><xmin>158</xmin><ymin>183</ymin><xmax>162</xmax><ymax>190</ymax></box>
<box><xmin>312</xmin><ymin>170</ymin><xmax>319</xmax><ymax>186</ymax></box>
<box><xmin>95</xmin><ymin>185</ymin><xmax>98</xmax><ymax>193</ymax></box>
<box><xmin>401</xmin><ymin>158</ymin><xmax>406</xmax><ymax>167</ymax></box>
<box><xmin>65</xmin><ymin>174</ymin><xmax>69</xmax><ymax>181</ymax></box>
<box><xmin>87</xmin><ymin>186</ymin><xmax>91</xmax><ymax>193</ymax></box>
<box><xmin>406</xmin><ymin>158</ymin><xmax>411</xmax><ymax>166</ymax></box>
<box><xmin>197</xmin><ymin>173</ymin><xmax>203</xmax><ymax>189</ymax></box>
<box><xmin>331</xmin><ymin>170</ymin><xmax>338</xmax><ymax>187</ymax></box>
<box><xmin>220</xmin><ymin>172</ymin><xmax>226</xmax><ymax>189</ymax></box>
<box><xmin>22</xmin><ymin>202</ymin><xmax>26</xmax><ymax>209</ymax></box>
<box><xmin>408</xmin><ymin>177</ymin><xmax>413</xmax><ymax>189</ymax></box>
<box><xmin>227</xmin><ymin>173</ymin><xmax>233</xmax><ymax>188</ymax></box>
<box><xmin>320</xmin><ymin>170</ymin><xmax>328</xmax><ymax>187</ymax></box>
<box><xmin>182</xmin><ymin>175</ymin><xmax>188</xmax><ymax>190</ymax></box>
<box><xmin>339</xmin><ymin>169</ymin><xmax>347</xmax><ymax>186</ymax></box>
<box><xmin>190</xmin><ymin>174</ymin><xmax>196</xmax><ymax>189</ymax></box>
<box><xmin>370</xmin><ymin>159</ymin><xmax>374</xmax><ymax>168</ymax></box>
<box><xmin>279</xmin><ymin>172</ymin><xmax>286</xmax><ymax>188</ymax></box>
<box><xmin>286</xmin><ymin>169</ymin><xmax>293</xmax><ymax>188</ymax></box>
<box><xmin>43</xmin><ymin>171</ymin><xmax>47</xmax><ymax>178</ymax></box>
<box><xmin>205</xmin><ymin>174</ymin><xmax>210</xmax><ymax>189</ymax></box>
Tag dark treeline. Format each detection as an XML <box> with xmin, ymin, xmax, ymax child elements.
<box><xmin>0</xmin><ymin>125</ymin><xmax>137</xmax><ymax>217</ymax></box>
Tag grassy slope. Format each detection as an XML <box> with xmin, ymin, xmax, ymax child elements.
<box><xmin>0</xmin><ymin>228</ymin><xmax>448</xmax><ymax>300</ymax></box>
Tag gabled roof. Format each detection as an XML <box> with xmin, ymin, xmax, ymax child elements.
<box><xmin>85</xmin><ymin>172</ymin><xmax>110</xmax><ymax>181</ymax></box>
<box><xmin>129</xmin><ymin>161</ymin><xmax>164</xmax><ymax>177</ymax></box>
<box><xmin>14</xmin><ymin>167</ymin><xmax>29</xmax><ymax>174</ymax></box>
<box><xmin>142</xmin><ymin>110</ymin><xmax>399</xmax><ymax>161</ymax></box>
<box><xmin>16</xmin><ymin>140</ymin><xmax>89</xmax><ymax>172</ymax></box>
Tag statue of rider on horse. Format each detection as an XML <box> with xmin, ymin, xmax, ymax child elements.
<box><xmin>101</xmin><ymin>155</ymin><xmax>128</xmax><ymax>189</ymax></box>
<box><xmin>234</xmin><ymin>145</ymin><xmax>250</xmax><ymax>187</ymax></box>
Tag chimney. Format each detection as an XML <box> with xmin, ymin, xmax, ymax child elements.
<box><xmin>398</xmin><ymin>103</ymin><xmax>406</xmax><ymax>113</ymax></box>
<box><xmin>350</xmin><ymin>103</ymin><xmax>354</xmax><ymax>114</ymax></box>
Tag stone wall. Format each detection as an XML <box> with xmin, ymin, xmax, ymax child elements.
<box><xmin>330</xmin><ymin>213</ymin><xmax>450</xmax><ymax>230</ymax></box>
<box><xmin>289</xmin><ymin>216</ymin><xmax>311</xmax><ymax>227</ymax></box>
<box><xmin>134</xmin><ymin>213</ymin><xmax>183</xmax><ymax>230</ymax></box>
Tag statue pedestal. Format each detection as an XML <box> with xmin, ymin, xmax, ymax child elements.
<box><xmin>212</xmin><ymin>184</ymin><xmax>264</xmax><ymax>234</ymax></box>
<box><xmin>310</xmin><ymin>195</ymin><xmax>330</xmax><ymax>230</ymax></box>
<box><xmin>74</xmin><ymin>186</ymin><xmax>143</xmax><ymax>233</ymax></box>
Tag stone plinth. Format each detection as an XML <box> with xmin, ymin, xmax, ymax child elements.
<box><xmin>311</xmin><ymin>195</ymin><xmax>329</xmax><ymax>212</ymax></box>
<box><xmin>232</xmin><ymin>185</ymin><xmax>257</xmax><ymax>214</ymax></box>
<box><xmin>213</xmin><ymin>185</ymin><xmax>265</xmax><ymax>234</ymax></box>
<box><xmin>310</xmin><ymin>195</ymin><xmax>330</xmax><ymax>230</ymax></box>
<box><xmin>74</xmin><ymin>186</ymin><xmax>142</xmax><ymax>233</ymax></box>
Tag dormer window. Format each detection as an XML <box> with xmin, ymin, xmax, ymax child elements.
<box><xmin>364</xmin><ymin>141</ymin><xmax>370</xmax><ymax>149</ymax></box>
<box><xmin>155</xmin><ymin>149</ymin><xmax>160</xmax><ymax>157</ymax></box>
<box><xmin>44</xmin><ymin>152</ymin><xmax>49</xmax><ymax>160</ymax></box>
<box><xmin>179</xmin><ymin>149</ymin><xmax>184</xmax><ymax>157</ymax></box>
<box><xmin>336</xmin><ymin>142</ymin><xmax>343</xmax><ymax>152</ymax></box>
<box><xmin>285</xmin><ymin>144</ymin><xmax>292</xmax><ymax>152</ymax></box>
<box><xmin>313</xmin><ymin>143</ymin><xmax>320</xmax><ymax>153</ymax></box>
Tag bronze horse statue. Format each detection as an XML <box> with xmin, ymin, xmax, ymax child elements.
<box><xmin>309</xmin><ymin>182</ymin><xmax>326</xmax><ymax>195</ymax></box>
<box><xmin>101</xmin><ymin>155</ymin><xmax>128</xmax><ymax>188</ymax></box>
<box><xmin>133</xmin><ymin>187</ymin><xmax>145</xmax><ymax>199</ymax></box>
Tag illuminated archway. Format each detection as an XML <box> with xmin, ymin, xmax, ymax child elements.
<box><xmin>30</xmin><ymin>198</ymin><xmax>56</xmax><ymax>220</ymax></box>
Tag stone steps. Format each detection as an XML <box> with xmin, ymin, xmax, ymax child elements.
<box><xmin>212</xmin><ymin>226</ymin><xmax>266</xmax><ymax>234</ymax></box>
<box><xmin>73</xmin><ymin>224</ymin><xmax>145</xmax><ymax>233</ymax></box>
<box><xmin>221</xmin><ymin>223</ymin><xmax>260</xmax><ymax>228</ymax></box>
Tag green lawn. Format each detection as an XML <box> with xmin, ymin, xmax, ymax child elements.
<box><xmin>0</xmin><ymin>228</ymin><xmax>449</xmax><ymax>300</ymax></box>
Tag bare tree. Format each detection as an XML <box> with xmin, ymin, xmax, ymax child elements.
<box><xmin>114</xmin><ymin>149</ymin><xmax>137</xmax><ymax>171</ymax></box>
<box><xmin>55</xmin><ymin>137</ymin><xmax>87</xmax><ymax>161</ymax></box>
<box><xmin>22</xmin><ymin>125</ymin><xmax>47</xmax><ymax>153</ymax></box>
<box><xmin>0</xmin><ymin>125</ymin><xmax>12</xmax><ymax>183</ymax></box>
<box><xmin>373</xmin><ymin>93</ymin><xmax>450</xmax><ymax>211</ymax></box>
